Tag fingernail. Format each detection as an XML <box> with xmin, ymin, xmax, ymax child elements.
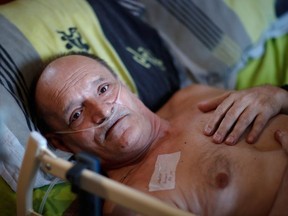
<box><xmin>277</xmin><ymin>130</ymin><xmax>284</xmax><ymax>137</ymax></box>
<box><xmin>225</xmin><ymin>136</ymin><xmax>235</xmax><ymax>145</ymax></box>
<box><xmin>204</xmin><ymin>126</ymin><xmax>212</xmax><ymax>135</ymax></box>
<box><xmin>247</xmin><ymin>136</ymin><xmax>254</xmax><ymax>144</ymax></box>
<box><xmin>275</xmin><ymin>130</ymin><xmax>283</xmax><ymax>139</ymax></box>
<box><xmin>213</xmin><ymin>133</ymin><xmax>222</xmax><ymax>143</ymax></box>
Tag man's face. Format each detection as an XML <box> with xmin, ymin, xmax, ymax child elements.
<box><xmin>36</xmin><ymin>55</ymin><xmax>154</xmax><ymax>167</ymax></box>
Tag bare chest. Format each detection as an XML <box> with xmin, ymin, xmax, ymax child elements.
<box><xmin>124</xmin><ymin>124</ymin><xmax>286</xmax><ymax>215</ymax></box>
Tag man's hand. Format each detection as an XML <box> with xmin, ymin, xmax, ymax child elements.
<box><xmin>275</xmin><ymin>130</ymin><xmax>288</xmax><ymax>151</ymax></box>
<box><xmin>198</xmin><ymin>85</ymin><xmax>288</xmax><ymax>145</ymax></box>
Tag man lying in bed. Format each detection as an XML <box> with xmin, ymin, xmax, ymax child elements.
<box><xmin>34</xmin><ymin>54</ymin><xmax>288</xmax><ymax>215</ymax></box>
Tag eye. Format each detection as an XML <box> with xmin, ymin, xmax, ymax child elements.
<box><xmin>99</xmin><ymin>84</ymin><xmax>109</xmax><ymax>95</ymax></box>
<box><xmin>69</xmin><ymin>109</ymin><xmax>83</xmax><ymax>124</ymax></box>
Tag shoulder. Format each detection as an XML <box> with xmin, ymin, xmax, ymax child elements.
<box><xmin>157</xmin><ymin>84</ymin><xmax>226</xmax><ymax>119</ymax></box>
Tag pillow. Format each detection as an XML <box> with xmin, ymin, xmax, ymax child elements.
<box><xmin>0</xmin><ymin>123</ymin><xmax>51</xmax><ymax>191</ymax></box>
<box><xmin>0</xmin><ymin>0</ymin><xmax>184</xmax><ymax>214</ymax></box>
<box><xmin>0</xmin><ymin>0</ymin><xmax>183</xmax><ymax>186</ymax></box>
<box><xmin>236</xmin><ymin>34</ymin><xmax>288</xmax><ymax>89</ymax></box>
<box><xmin>0</xmin><ymin>176</ymin><xmax>75</xmax><ymax>216</ymax></box>
<box><xmin>139</xmin><ymin>0</ymin><xmax>288</xmax><ymax>89</ymax></box>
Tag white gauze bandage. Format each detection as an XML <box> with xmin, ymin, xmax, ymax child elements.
<box><xmin>149</xmin><ymin>151</ymin><xmax>181</xmax><ymax>192</ymax></box>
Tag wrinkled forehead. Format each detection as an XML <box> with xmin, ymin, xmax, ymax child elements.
<box><xmin>43</xmin><ymin>55</ymin><xmax>115</xmax><ymax>82</ymax></box>
<box><xmin>36</xmin><ymin>55</ymin><xmax>116</xmax><ymax>114</ymax></box>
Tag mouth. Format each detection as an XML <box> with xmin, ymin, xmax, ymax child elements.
<box><xmin>104</xmin><ymin>113</ymin><xmax>128</xmax><ymax>139</ymax></box>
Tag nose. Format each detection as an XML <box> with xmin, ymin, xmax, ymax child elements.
<box><xmin>91</xmin><ymin>101</ymin><xmax>114</xmax><ymax>125</ymax></box>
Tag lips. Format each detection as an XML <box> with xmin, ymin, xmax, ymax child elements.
<box><xmin>103</xmin><ymin>105</ymin><xmax>130</xmax><ymax>140</ymax></box>
<box><xmin>105</xmin><ymin>114</ymin><xmax>127</xmax><ymax>139</ymax></box>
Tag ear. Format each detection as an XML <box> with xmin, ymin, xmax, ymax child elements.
<box><xmin>45</xmin><ymin>133</ymin><xmax>71</xmax><ymax>152</ymax></box>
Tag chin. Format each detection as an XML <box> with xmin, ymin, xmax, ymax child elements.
<box><xmin>106</xmin><ymin>123</ymin><xmax>138</xmax><ymax>146</ymax></box>
<box><xmin>120</xmin><ymin>126</ymin><xmax>144</xmax><ymax>148</ymax></box>
<box><xmin>106</xmin><ymin>132</ymin><xmax>147</xmax><ymax>164</ymax></box>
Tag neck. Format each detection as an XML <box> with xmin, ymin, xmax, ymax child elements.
<box><xmin>147</xmin><ymin>113</ymin><xmax>170</xmax><ymax>150</ymax></box>
<box><xmin>107</xmin><ymin>114</ymin><xmax>171</xmax><ymax>180</ymax></box>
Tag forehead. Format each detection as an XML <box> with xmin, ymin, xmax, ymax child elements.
<box><xmin>46</xmin><ymin>55</ymin><xmax>114</xmax><ymax>81</ymax></box>
<box><xmin>36</xmin><ymin>55</ymin><xmax>116</xmax><ymax>116</ymax></box>
<box><xmin>40</xmin><ymin>55</ymin><xmax>117</xmax><ymax>93</ymax></box>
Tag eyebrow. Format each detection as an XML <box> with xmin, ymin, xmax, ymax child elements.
<box><xmin>63</xmin><ymin>77</ymin><xmax>105</xmax><ymax>118</ymax></box>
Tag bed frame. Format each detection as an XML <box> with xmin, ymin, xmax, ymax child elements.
<box><xmin>17</xmin><ymin>132</ymin><xmax>194</xmax><ymax>216</ymax></box>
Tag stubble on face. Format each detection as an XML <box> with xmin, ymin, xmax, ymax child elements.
<box><xmin>36</xmin><ymin>55</ymin><xmax>158</xmax><ymax>167</ymax></box>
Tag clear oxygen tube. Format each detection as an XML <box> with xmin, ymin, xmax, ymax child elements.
<box><xmin>54</xmin><ymin>80</ymin><xmax>123</xmax><ymax>135</ymax></box>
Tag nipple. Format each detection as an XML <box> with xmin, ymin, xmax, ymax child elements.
<box><xmin>215</xmin><ymin>172</ymin><xmax>229</xmax><ymax>189</ymax></box>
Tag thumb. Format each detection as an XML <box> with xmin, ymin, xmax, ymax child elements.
<box><xmin>197</xmin><ymin>93</ymin><xmax>228</xmax><ymax>113</ymax></box>
<box><xmin>275</xmin><ymin>130</ymin><xmax>288</xmax><ymax>152</ymax></box>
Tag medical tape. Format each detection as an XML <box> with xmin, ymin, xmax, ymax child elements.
<box><xmin>149</xmin><ymin>151</ymin><xmax>181</xmax><ymax>192</ymax></box>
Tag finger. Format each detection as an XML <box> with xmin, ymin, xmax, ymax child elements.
<box><xmin>246</xmin><ymin>114</ymin><xmax>268</xmax><ymax>144</ymax></box>
<box><xmin>275</xmin><ymin>130</ymin><xmax>288</xmax><ymax>152</ymax></box>
<box><xmin>212</xmin><ymin>104</ymin><xmax>247</xmax><ymax>144</ymax></box>
<box><xmin>275</xmin><ymin>130</ymin><xmax>283</xmax><ymax>143</ymax></box>
<box><xmin>204</xmin><ymin>98</ymin><xmax>234</xmax><ymax>136</ymax></box>
<box><xmin>198</xmin><ymin>93</ymin><xmax>230</xmax><ymax>113</ymax></box>
<box><xmin>224</xmin><ymin>109</ymin><xmax>258</xmax><ymax>145</ymax></box>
